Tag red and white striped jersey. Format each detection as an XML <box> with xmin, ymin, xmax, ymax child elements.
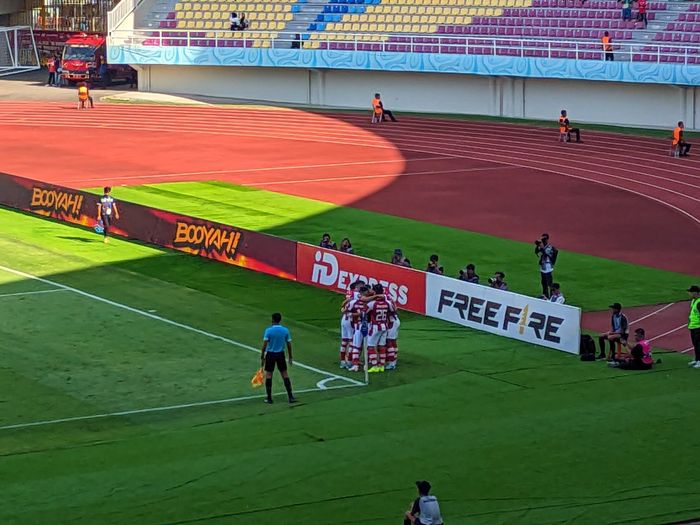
<box><xmin>367</xmin><ymin>297</ymin><xmax>391</xmax><ymax>332</ymax></box>
<box><xmin>349</xmin><ymin>298</ymin><xmax>369</xmax><ymax>329</ymax></box>
<box><xmin>342</xmin><ymin>290</ymin><xmax>360</xmax><ymax>321</ymax></box>
<box><xmin>386</xmin><ymin>296</ymin><xmax>399</xmax><ymax>328</ymax></box>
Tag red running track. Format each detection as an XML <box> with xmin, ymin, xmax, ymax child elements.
<box><xmin>1</xmin><ymin>102</ymin><xmax>697</xmax><ymax>276</ymax></box>
<box><xmin>3</xmin><ymin>101</ymin><xmax>698</xmax><ymax>350</ymax></box>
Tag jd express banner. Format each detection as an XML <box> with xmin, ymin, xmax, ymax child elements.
<box><xmin>425</xmin><ymin>273</ymin><xmax>581</xmax><ymax>353</ymax></box>
<box><xmin>0</xmin><ymin>173</ymin><xmax>296</xmax><ymax>279</ymax></box>
<box><xmin>296</xmin><ymin>243</ymin><xmax>427</xmax><ymax>314</ymax></box>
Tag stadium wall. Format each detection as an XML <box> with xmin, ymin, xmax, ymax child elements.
<box><xmin>136</xmin><ymin>64</ymin><xmax>698</xmax><ymax>130</ymax></box>
<box><xmin>0</xmin><ymin>172</ymin><xmax>581</xmax><ymax>354</ymax></box>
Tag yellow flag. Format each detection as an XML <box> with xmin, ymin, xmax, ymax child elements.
<box><xmin>251</xmin><ymin>368</ymin><xmax>264</xmax><ymax>388</ymax></box>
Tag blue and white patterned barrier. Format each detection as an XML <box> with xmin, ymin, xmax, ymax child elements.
<box><xmin>108</xmin><ymin>44</ymin><xmax>700</xmax><ymax>87</ymax></box>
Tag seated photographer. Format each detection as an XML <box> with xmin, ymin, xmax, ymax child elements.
<box><xmin>598</xmin><ymin>302</ymin><xmax>628</xmax><ymax>361</ymax></box>
<box><xmin>425</xmin><ymin>254</ymin><xmax>444</xmax><ymax>275</ymax></box>
<box><xmin>339</xmin><ymin>237</ymin><xmax>353</xmax><ymax>254</ymax></box>
<box><xmin>488</xmin><ymin>271</ymin><xmax>508</xmax><ymax>291</ymax></box>
<box><xmin>319</xmin><ymin>233</ymin><xmax>337</xmax><ymax>250</ymax></box>
<box><xmin>608</xmin><ymin>328</ymin><xmax>654</xmax><ymax>370</ymax></box>
<box><xmin>458</xmin><ymin>263</ymin><xmax>479</xmax><ymax>284</ymax></box>
<box><xmin>391</xmin><ymin>249</ymin><xmax>411</xmax><ymax>268</ymax></box>
<box><xmin>548</xmin><ymin>282</ymin><xmax>565</xmax><ymax>304</ymax></box>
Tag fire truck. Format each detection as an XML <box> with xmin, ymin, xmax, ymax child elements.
<box><xmin>61</xmin><ymin>33</ymin><xmax>132</xmax><ymax>85</ymax></box>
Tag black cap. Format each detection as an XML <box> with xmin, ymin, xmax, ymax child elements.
<box><xmin>416</xmin><ymin>480</ymin><xmax>431</xmax><ymax>494</ymax></box>
<box><xmin>609</xmin><ymin>302</ymin><xmax>622</xmax><ymax>310</ymax></box>
<box><xmin>688</xmin><ymin>285</ymin><xmax>700</xmax><ymax>293</ymax></box>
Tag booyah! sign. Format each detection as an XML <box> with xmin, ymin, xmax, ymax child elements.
<box><xmin>425</xmin><ymin>273</ymin><xmax>581</xmax><ymax>353</ymax></box>
<box><xmin>296</xmin><ymin>243</ymin><xmax>426</xmax><ymax>314</ymax></box>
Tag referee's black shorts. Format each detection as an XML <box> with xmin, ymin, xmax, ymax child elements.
<box><xmin>264</xmin><ymin>352</ymin><xmax>287</xmax><ymax>372</ymax></box>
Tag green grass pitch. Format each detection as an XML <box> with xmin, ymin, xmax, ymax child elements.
<box><xmin>0</xmin><ymin>182</ymin><xmax>699</xmax><ymax>524</ymax></box>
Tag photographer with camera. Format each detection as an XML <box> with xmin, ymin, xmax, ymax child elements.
<box><xmin>488</xmin><ymin>271</ymin><xmax>508</xmax><ymax>291</ymax></box>
<box><xmin>458</xmin><ymin>263</ymin><xmax>479</xmax><ymax>284</ymax></box>
<box><xmin>391</xmin><ymin>249</ymin><xmax>412</xmax><ymax>268</ymax></box>
<box><xmin>535</xmin><ymin>233</ymin><xmax>558</xmax><ymax>299</ymax></box>
<box><xmin>425</xmin><ymin>254</ymin><xmax>444</xmax><ymax>275</ymax></box>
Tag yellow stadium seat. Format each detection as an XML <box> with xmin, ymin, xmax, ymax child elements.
<box><xmin>194</xmin><ymin>11</ymin><xmax>202</xmax><ymax>19</ymax></box>
<box><xmin>176</xmin><ymin>20</ymin><xmax>185</xmax><ymax>27</ymax></box>
<box><xmin>195</xmin><ymin>20</ymin><xmax>204</xmax><ymax>28</ymax></box>
<box><xmin>258</xmin><ymin>21</ymin><xmax>269</xmax><ymax>30</ymax></box>
<box><xmin>192</xmin><ymin>3</ymin><xmax>201</xmax><ymax>10</ymax></box>
<box><xmin>264</xmin><ymin>4</ymin><xmax>272</xmax><ymax>11</ymax></box>
<box><xmin>203</xmin><ymin>11</ymin><xmax>211</xmax><ymax>19</ymax></box>
<box><xmin>376</xmin><ymin>23</ymin><xmax>386</xmax><ymax>32</ymax></box>
<box><xmin>201</xmin><ymin>3</ymin><xmax>209</xmax><ymax>10</ymax></box>
<box><xmin>206</xmin><ymin>31</ymin><xmax>214</xmax><ymax>37</ymax></box>
<box><xmin>284</xmin><ymin>13</ymin><xmax>292</xmax><ymax>20</ymax></box>
<box><xmin>273</xmin><ymin>4</ymin><xmax>282</xmax><ymax>11</ymax></box>
<box><xmin>175</xmin><ymin>3</ymin><xmax>183</xmax><ymax>10</ymax></box>
<box><xmin>176</xmin><ymin>11</ymin><xmax>185</xmax><ymax>19</ymax></box>
<box><xmin>185</xmin><ymin>20</ymin><xmax>194</xmax><ymax>28</ymax></box>
<box><xmin>207</xmin><ymin>20</ymin><xmax>217</xmax><ymax>28</ymax></box>
<box><xmin>350</xmin><ymin>22</ymin><xmax>359</xmax><ymax>31</ymax></box>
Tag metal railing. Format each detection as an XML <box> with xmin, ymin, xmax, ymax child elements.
<box><xmin>109</xmin><ymin>29</ymin><xmax>700</xmax><ymax>66</ymax></box>
<box><xmin>108</xmin><ymin>0</ymin><xmax>145</xmax><ymax>34</ymax></box>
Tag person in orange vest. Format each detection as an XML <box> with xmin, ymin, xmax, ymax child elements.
<box><xmin>372</xmin><ymin>93</ymin><xmax>397</xmax><ymax>122</ymax></box>
<box><xmin>559</xmin><ymin>110</ymin><xmax>581</xmax><ymax>143</ymax></box>
<box><xmin>46</xmin><ymin>56</ymin><xmax>56</xmax><ymax>86</ymax></box>
<box><xmin>77</xmin><ymin>82</ymin><xmax>94</xmax><ymax>110</ymax></box>
<box><xmin>602</xmin><ymin>31</ymin><xmax>614</xmax><ymax>61</ymax></box>
<box><xmin>673</xmin><ymin>121</ymin><xmax>691</xmax><ymax>157</ymax></box>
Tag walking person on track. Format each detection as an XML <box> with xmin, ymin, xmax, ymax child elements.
<box><xmin>687</xmin><ymin>285</ymin><xmax>700</xmax><ymax>369</ymax></box>
<box><xmin>260</xmin><ymin>312</ymin><xmax>297</xmax><ymax>404</ymax></box>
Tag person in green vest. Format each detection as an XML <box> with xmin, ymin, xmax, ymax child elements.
<box><xmin>688</xmin><ymin>285</ymin><xmax>700</xmax><ymax>369</ymax></box>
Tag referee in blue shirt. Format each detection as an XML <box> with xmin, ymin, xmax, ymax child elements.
<box><xmin>261</xmin><ymin>313</ymin><xmax>296</xmax><ymax>404</ymax></box>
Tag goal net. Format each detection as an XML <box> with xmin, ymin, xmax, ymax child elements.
<box><xmin>0</xmin><ymin>26</ymin><xmax>40</xmax><ymax>77</ymax></box>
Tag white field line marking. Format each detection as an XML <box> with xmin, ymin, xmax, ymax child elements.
<box><xmin>0</xmin><ymin>384</ymin><xmax>358</xmax><ymax>431</ymax></box>
<box><xmin>648</xmin><ymin>324</ymin><xmax>687</xmax><ymax>342</ymax></box>
<box><xmin>681</xmin><ymin>347</ymin><xmax>695</xmax><ymax>354</ymax></box>
<box><xmin>242</xmin><ymin>165</ymin><xmax>509</xmax><ymax>187</ymax></box>
<box><xmin>629</xmin><ymin>302</ymin><xmax>678</xmax><ymax>325</ymax></box>
<box><xmin>0</xmin><ymin>288</ymin><xmax>66</xmax><ymax>299</ymax></box>
<box><xmin>0</xmin><ymin>265</ymin><xmax>365</xmax><ymax>388</ymax></box>
<box><xmin>59</xmin><ymin>155</ymin><xmax>452</xmax><ymax>184</ymax></box>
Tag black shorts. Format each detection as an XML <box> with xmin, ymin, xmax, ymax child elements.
<box><xmin>101</xmin><ymin>214</ymin><xmax>112</xmax><ymax>228</ymax></box>
<box><xmin>264</xmin><ymin>352</ymin><xmax>287</xmax><ymax>373</ymax></box>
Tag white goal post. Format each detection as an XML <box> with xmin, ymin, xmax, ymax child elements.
<box><xmin>0</xmin><ymin>26</ymin><xmax>40</xmax><ymax>77</ymax></box>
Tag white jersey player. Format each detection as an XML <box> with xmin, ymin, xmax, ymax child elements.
<box><xmin>339</xmin><ymin>281</ymin><xmax>363</xmax><ymax>369</ymax></box>
<box><xmin>366</xmin><ymin>284</ymin><xmax>392</xmax><ymax>373</ymax></box>
<box><xmin>385</xmin><ymin>295</ymin><xmax>400</xmax><ymax>370</ymax></box>
<box><xmin>347</xmin><ymin>285</ymin><xmax>371</xmax><ymax>372</ymax></box>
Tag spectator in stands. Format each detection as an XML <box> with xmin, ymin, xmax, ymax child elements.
<box><xmin>636</xmin><ymin>0</ymin><xmax>648</xmax><ymax>28</ymax></box>
<box><xmin>598</xmin><ymin>302</ymin><xmax>628</xmax><ymax>360</ymax></box>
<box><xmin>373</xmin><ymin>93</ymin><xmax>397</xmax><ymax>122</ymax></box>
<box><xmin>291</xmin><ymin>33</ymin><xmax>302</xmax><ymax>49</ymax></box>
<box><xmin>673</xmin><ymin>121</ymin><xmax>691</xmax><ymax>157</ymax></box>
<box><xmin>230</xmin><ymin>12</ymin><xmax>241</xmax><ymax>31</ymax></box>
<box><xmin>488</xmin><ymin>272</ymin><xmax>508</xmax><ymax>291</ymax></box>
<box><xmin>558</xmin><ymin>110</ymin><xmax>581</xmax><ymax>143</ymax></box>
<box><xmin>129</xmin><ymin>68</ymin><xmax>137</xmax><ymax>89</ymax></box>
<box><xmin>619</xmin><ymin>0</ymin><xmax>632</xmax><ymax>21</ymax></box>
<box><xmin>239</xmin><ymin>13</ymin><xmax>249</xmax><ymax>30</ymax></box>
<box><xmin>319</xmin><ymin>233</ymin><xmax>337</xmax><ymax>250</ymax></box>
<box><xmin>340</xmin><ymin>237</ymin><xmax>354</xmax><ymax>254</ymax></box>
<box><xmin>425</xmin><ymin>254</ymin><xmax>444</xmax><ymax>275</ymax></box>
<box><xmin>391</xmin><ymin>249</ymin><xmax>411</xmax><ymax>268</ymax></box>
<box><xmin>458</xmin><ymin>263</ymin><xmax>479</xmax><ymax>284</ymax></box>
<box><xmin>549</xmin><ymin>283</ymin><xmax>565</xmax><ymax>304</ymax></box>
<box><xmin>601</xmin><ymin>31</ymin><xmax>614</xmax><ymax>61</ymax></box>
<box><xmin>608</xmin><ymin>328</ymin><xmax>654</xmax><ymax>370</ymax></box>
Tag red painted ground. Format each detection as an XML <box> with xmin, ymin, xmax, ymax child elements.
<box><xmin>1</xmin><ymin>101</ymin><xmax>698</xmax><ymax>350</ymax></box>
<box><xmin>582</xmin><ymin>302</ymin><xmax>693</xmax><ymax>353</ymax></box>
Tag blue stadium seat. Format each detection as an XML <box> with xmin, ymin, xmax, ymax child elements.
<box><xmin>291</xmin><ymin>5</ymin><xmax>301</xmax><ymax>12</ymax></box>
<box><xmin>323</xmin><ymin>6</ymin><xmax>331</xmax><ymax>12</ymax></box>
<box><xmin>341</xmin><ymin>5</ymin><xmax>348</xmax><ymax>12</ymax></box>
<box><xmin>309</xmin><ymin>23</ymin><xmax>317</xmax><ymax>30</ymax></box>
<box><xmin>317</xmin><ymin>22</ymin><xmax>326</xmax><ymax>30</ymax></box>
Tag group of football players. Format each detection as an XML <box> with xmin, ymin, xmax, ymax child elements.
<box><xmin>339</xmin><ymin>280</ymin><xmax>400</xmax><ymax>373</ymax></box>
